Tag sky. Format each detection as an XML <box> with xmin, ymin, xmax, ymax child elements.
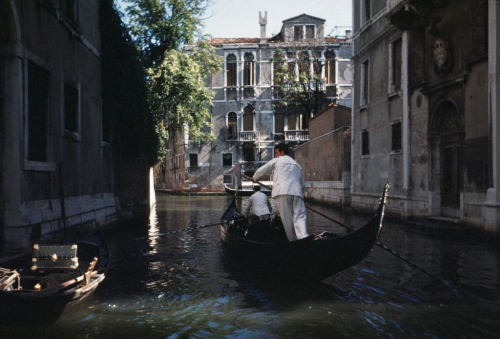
<box><xmin>202</xmin><ymin>0</ymin><xmax>353</xmax><ymax>38</ymax></box>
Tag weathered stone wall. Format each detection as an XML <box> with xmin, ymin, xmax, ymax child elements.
<box><xmin>352</xmin><ymin>0</ymin><xmax>492</xmax><ymax>227</ymax></box>
<box><xmin>0</xmin><ymin>0</ymin><xmax>119</xmax><ymax>251</ymax></box>
<box><xmin>295</xmin><ymin>127</ymin><xmax>351</xmax><ymax>205</ymax></box>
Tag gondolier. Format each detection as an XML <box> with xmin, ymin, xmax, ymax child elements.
<box><xmin>252</xmin><ymin>143</ymin><xmax>308</xmax><ymax>241</ymax></box>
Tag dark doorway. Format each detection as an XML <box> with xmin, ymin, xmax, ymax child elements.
<box><xmin>430</xmin><ymin>100</ymin><xmax>462</xmax><ymax>218</ymax></box>
<box><xmin>441</xmin><ymin>140</ymin><xmax>461</xmax><ymax>211</ymax></box>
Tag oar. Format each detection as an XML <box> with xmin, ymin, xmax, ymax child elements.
<box><xmin>135</xmin><ymin>222</ymin><xmax>222</xmax><ymax>240</ymax></box>
<box><xmin>243</xmin><ymin>174</ymin><xmax>459</xmax><ymax>289</ymax></box>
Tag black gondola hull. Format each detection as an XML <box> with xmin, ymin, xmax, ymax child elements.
<box><xmin>220</xmin><ymin>184</ymin><xmax>389</xmax><ymax>282</ymax></box>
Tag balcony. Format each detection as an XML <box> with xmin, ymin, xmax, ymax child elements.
<box><xmin>386</xmin><ymin>0</ymin><xmax>437</xmax><ymax>30</ymax></box>
<box><xmin>285</xmin><ymin>130</ymin><xmax>309</xmax><ymax>141</ymax></box>
<box><xmin>239</xmin><ymin>131</ymin><xmax>256</xmax><ymax>141</ymax></box>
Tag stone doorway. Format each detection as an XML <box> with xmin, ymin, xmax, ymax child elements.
<box><xmin>430</xmin><ymin>100</ymin><xmax>463</xmax><ymax>218</ymax></box>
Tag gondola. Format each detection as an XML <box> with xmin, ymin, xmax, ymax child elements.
<box><xmin>224</xmin><ymin>184</ymin><xmax>271</xmax><ymax>196</ymax></box>
<box><xmin>0</xmin><ymin>232</ymin><xmax>108</xmax><ymax>324</ymax></box>
<box><xmin>220</xmin><ymin>183</ymin><xmax>390</xmax><ymax>282</ymax></box>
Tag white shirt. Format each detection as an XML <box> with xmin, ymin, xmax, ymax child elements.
<box><xmin>243</xmin><ymin>191</ymin><xmax>271</xmax><ymax>217</ymax></box>
<box><xmin>253</xmin><ymin>155</ymin><xmax>305</xmax><ymax>198</ymax></box>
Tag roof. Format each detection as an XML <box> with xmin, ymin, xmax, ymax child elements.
<box><xmin>207</xmin><ymin>38</ymin><xmax>261</xmax><ymax>45</ymax></box>
<box><xmin>282</xmin><ymin>13</ymin><xmax>326</xmax><ymax>23</ymax></box>
<box><xmin>310</xmin><ymin>102</ymin><xmax>351</xmax><ymax>121</ymax></box>
<box><xmin>206</xmin><ymin>36</ymin><xmax>347</xmax><ymax>46</ymax></box>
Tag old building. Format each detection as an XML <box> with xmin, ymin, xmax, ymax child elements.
<box><xmin>295</xmin><ymin>103</ymin><xmax>351</xmax><ymax>205</ymax></box>
<box><xmin>351</xmin><ymin>0</ymin><xmax>499</xmax><ymax>230</ymax></box>
<box><xmin>0</xmin><ymin>0</ymin><xmax>119</xmax><ymax>251</ymax></box>
<box><xmin>183</xmin><ymin>13</ymin><xmax>353</xmax><ymax>192</ymax></box>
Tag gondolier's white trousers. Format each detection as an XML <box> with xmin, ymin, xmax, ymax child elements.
<box><xmin>275</xmin><ymin>195</ymin><xmax>308</xmax><ymax>241</ymax></box>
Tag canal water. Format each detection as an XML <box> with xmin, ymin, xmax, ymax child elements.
<box><xmin>2</xmin><ymin>194</ymin><xmax>500</xmax><ymax>338</ymax></box>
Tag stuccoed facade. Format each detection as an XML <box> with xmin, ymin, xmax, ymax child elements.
<box><xmin>0</xmin><ymin>0</ymin><xmax>119</xmax><ymax>251</ymax></box>
<box><xmin>184</xmin><ymin>13</ymin><xmax>353</xmax><ymax>192</ymax></box>
<box><xmin>351</xmin><ymin>0</ymin><xmax>499</xmax><ymax>230</ymax></box>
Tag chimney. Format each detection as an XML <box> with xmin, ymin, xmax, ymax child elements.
<box><xmin>259</xmin><ymin>11</ymin><xmax>267</xmax><ymax>44</ymax></box>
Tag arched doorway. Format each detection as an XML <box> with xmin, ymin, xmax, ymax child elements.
<box><xmin>430</xmin><ymin>100</ymin><xmax>463</xmax><ymax>218</ymax></box>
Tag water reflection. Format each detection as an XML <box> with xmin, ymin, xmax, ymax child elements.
<box><xmin>2</xmin><ymin>194</ymin><xmax>500</xmax><ymax>338</ymax></box>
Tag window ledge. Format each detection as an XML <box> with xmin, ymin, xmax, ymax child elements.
<box><xmin>101</xmin><ymin>141</ymin><xmax>112</xmax><ymax>149</ymax></box>
<box><xmin>63</xmin><ymin>130</ymin><xmax>81</xmax><ymax>142</ymax></box>
<box><xmin>390</xmin><ymin>150</ymin><xmax>402</xmax><ymax>155</ymax></box>
<box><xmin>24</xmin><ymin>160</ymin><xmax>56</xmax><ymax>172</ymax></box>
<box><xmin>360</xmin><ymin>154</ymin><xmax>370</xmax><ymax>159</ymax></box>
<box><xmin>387</xmin><ymin>90</ymin><xmax>402</xmax><ymax>99</ymax></box>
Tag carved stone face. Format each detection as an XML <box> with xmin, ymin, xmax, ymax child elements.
<box><xmin>433</xmin><ymin>37</ymin><xmax>447</xmax><ymax>68</ymax></box>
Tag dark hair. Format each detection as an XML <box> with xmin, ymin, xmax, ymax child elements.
<box><xmin>253</xmin><ymin>185</ymin><xmax>261</xmax><ymax>191</ymax></box>
<box><xmin>274</xmin><ymin>143</ymin><xmax>290</xmax><ymax>155</ymax></box>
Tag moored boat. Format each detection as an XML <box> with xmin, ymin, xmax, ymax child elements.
<box><xmin>0</xmin><ymin>232</ymin><xmax>108</xmax><ymax>324</ymax></box>
<box><xmin>223</xmin><ymin>183</ymin><xmax>271</xmax><ymax>196</ymax></box>
<box><xmin>220</xmin><ymin>183</ymin><xmax>390</xmax><ymax>282</ymax></box>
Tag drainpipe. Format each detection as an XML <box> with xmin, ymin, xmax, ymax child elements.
<box><xmin>402</xmin><ymin>31</ymin><xmax>410</xmax><ymax>192</ymax></box>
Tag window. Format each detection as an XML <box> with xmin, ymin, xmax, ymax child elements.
<box><xmin>227</xmin><ymin>112</ymin><xmax>237</xmax><ymax>140</ymax></box>
<box><xmin>223</xmin><ymin>174</ymin><xmax>233</xmax><ymax>184</ymax></box>
<box><xmin>361</xmin><ymin>130</ymin><xmax>369</xmax><ymax>156</ymax></box>
<box><xmin>259</xmin><ymin>148</ymin><xmax>273</xmax><ymax>162</ymax></box>
<box><xmin>287</xmin><ymin>111</ymin><xmax>297</xmax><ymax>130</ymax></box>
<box><xmin>275</xmin><ymin>112</ymin><xmax>284</xmax><ymax>134</ymax></box>
<box><xmin>189</xmin><ymin>153</ymin><xmax>198</xmax><ymax>168</ymax></box>
<box><xmin>286</xmin><ymin>110</ymin><xmax>307</xmax><ymax>131</ymax></box>
<box><xmin>28</xmin><ymin>61</ymin><xmax>50</xmax><ymax>162</ymax></box>
<box><xmin>243</xmin><ymin>53</ymin><xmax>254</xmax><ymax>86</ymax></box>
<box><xmin>64</xmin><ymin>83</ymin><xmax>79</xmax><ymax>132</ymax></box>
<box><xmin>286</xmin><ymin>51</ymin><xmax>296</xmax><ymax>78</ymax></box>
<box><xmin>242</xmin><ymin>144</ymin><xmax>255</xmax><ymax>161</ymax></box>
<box><xmin>294</xmin><ymin>25</ymin><xmax>315</xmax><ymax>41</ymax></box>
<box><xmin>324</xmin><ymin>50</ymin><xmax>336</xmax><ymax>84</ymax></box>
<box><xmin>222</xmin><ymin>153</ymin><xmax>232</xmax><ymax>167</ymax></box>
<box><xmin>61</xmin><ymin>0</ymin><xmax>77</xmax><ymax>23</ymax></box>
<box><xmin>391</xmin><ymin>38</ymin><xmax>402</xmax><ymax>91</ymax></box>
<box><xmin>391</xmin><ymin>122</ymin><xmax>402</xmax><ymax>152</ymax></box>
<box><xmin>242</xmin><ymin>105</ymin><xmax>254</xmax><ymax>131</ymax></box>
<box><xmin>306</xmin><ymin>25</ymin><xmax>315</xmax><ymax>39</ymax></box>
<box><xmin>363</xmin><ymin>0</ymin><xmax>371</xmax><ymax>23</ymax></box>
<box><xmin>313</xmin><ymin>51</ymin><xmax>322</xmax><ymax>77</ymax></box>
<box><xmin>298</xmin><ymin>51</ymin><xmax>310</xmax><ymax>76</ymax></box>
<box><xmin>226</xmin><ymin>54</ymin><xmax>237</xmax><ymax>87</ymax></box>
<box><xmin>294</xmin><ymin>25</ymin><xmax>303</xmax><ymax>41</ymax></box>
<box><xmin>273</xmin><ymin>50</ymin><xmax>285</xmax><ymax>85</ymax></box>
<box><xmin>361</xmin><ymin>60</ymin><xmax>369</xmax><ymax>105</ymax></box>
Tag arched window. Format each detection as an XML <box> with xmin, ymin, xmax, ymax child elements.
<box><xmin>227</xmin><ymin>112</ymin><xmax>237</xmax><ymax>140</ymax></box>
<box><xmin>226</xmin><ymin>54</ymin><xmax>237</xmax><ymax>86</ymax></box>
<box><xmin>243</xmin><ymin>53</ymin><xmax>254</xmax><ymax>86</ymax></box>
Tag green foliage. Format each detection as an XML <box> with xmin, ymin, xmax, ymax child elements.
<box><xmin>271</xmin><ymin>47</ymin><xmax>327</xmax><ymax>121</ymax></box>
<box><xmin>123</xmin><ymin>0</ymin><xmax>220</xmax><ymax>159</ymax></box>
<box><xmin>100</xmin><ymin>0</ymin><xmax>159</xmax><ymax>166</ymax></box>
<box><xmin>149</xmin><ymin>44</ymin><xmax>222</xmax><ymax>147</ymax></box>
<box><xmin>124</xmin><ymin>0</ymin><xmax>208</xmax><ymax>69</ymax></box>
